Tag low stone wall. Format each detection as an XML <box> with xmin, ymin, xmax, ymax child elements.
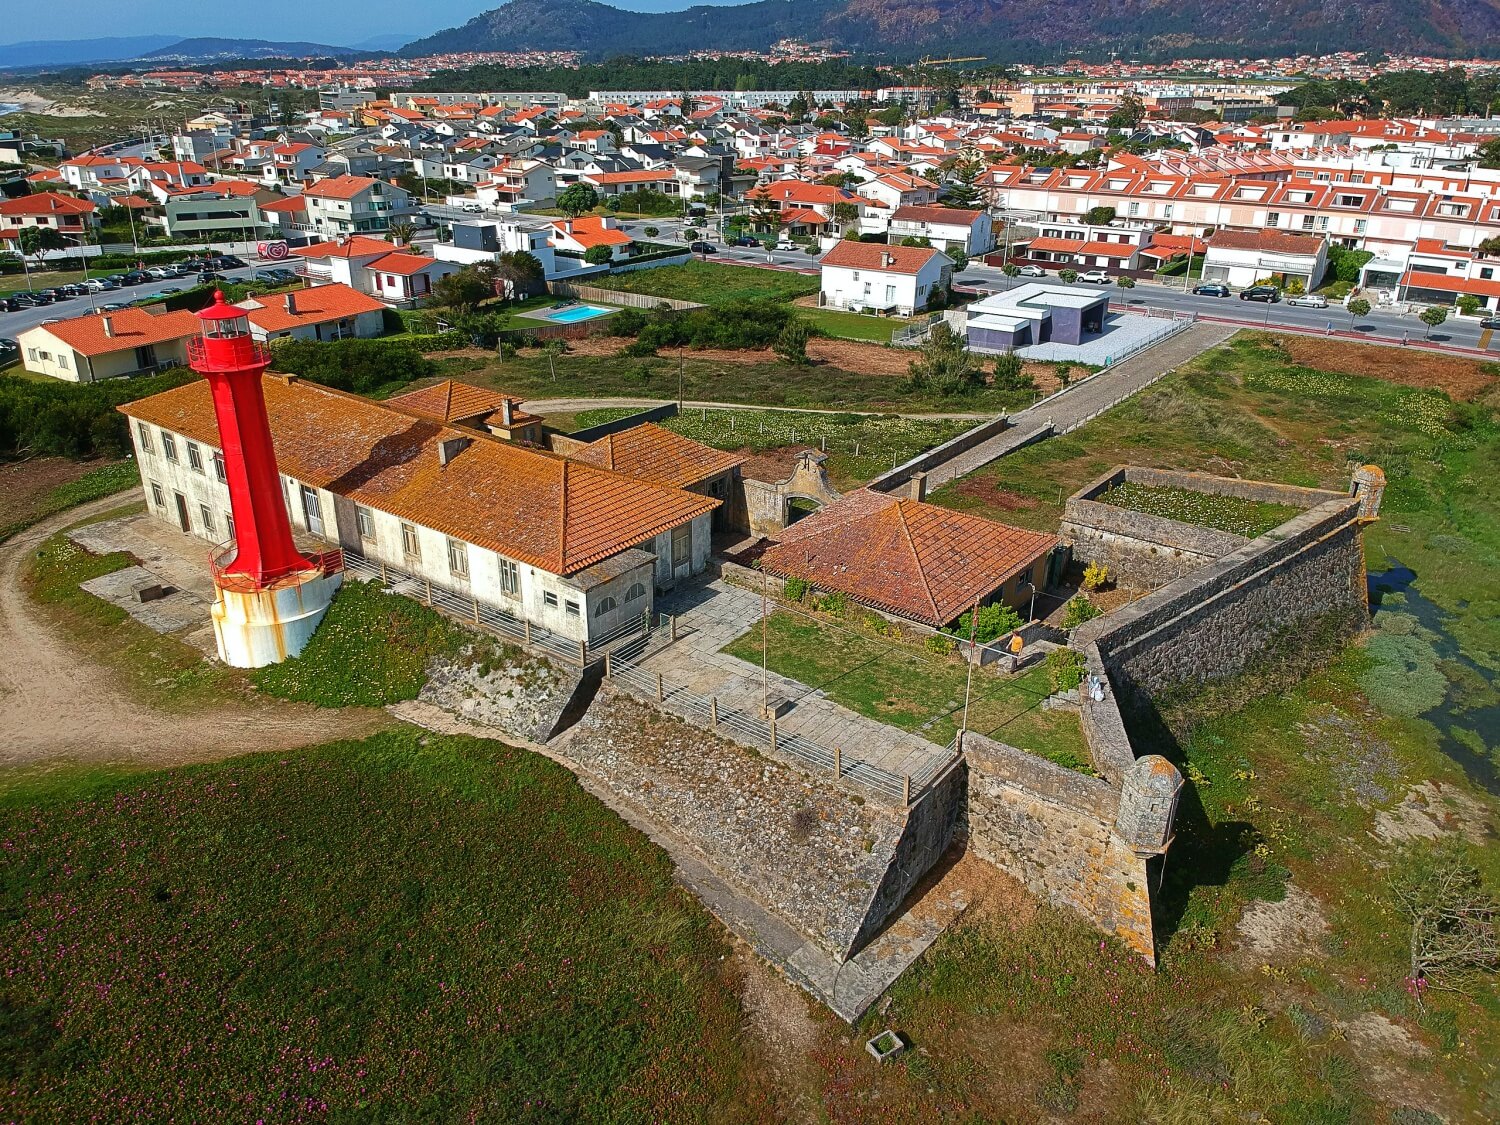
<box><xmin>566</xmin><ymin>402</ymin><xmax>679</xmax><ymax>444</ymax></box>
<box><xmin>742</xmin><ymin>450</ymin><xmax>842</xmax><ymax>537</ymax></box>
<box><xmin>961</xmin><ymin>733</ymin><xmax>1156</xmax><ymax>962</ymax></box>
<box><xmin>868</xmin><ymin>414</ymin><xmax>1011</xmax><ymax>495</ymax></box>
<box><xmin>1074</xmin><ymin>496</ymin><xmax>1368</xmax><ymax>700</ymax></box>
<box><xmin>1077</xmin><ymin>645</ymin><xmax>1137</xmax><ymax>783</ymax></box>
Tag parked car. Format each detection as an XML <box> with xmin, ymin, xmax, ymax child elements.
<box><xmin>84</xmin><ymin>278</ymin><xmax>116</xmax><ymax>292</ymax></box>
<box><xmin>0</xmin><ymin>337</ymin><xmax>17</xmax><ymax>356</ymax></box>
<box><xmin>1015</xmin><ymin>264</ymin><xmax>1046</xmax><ymax>277</ymax></box>
<box><xmin>0</xmin><ymin>297</ymin><xmax>21</xmax><ymax>312</ymax></box>
<box><xmin>1192</xmin><ymin>283</ymin><xmax>1230</xmax><ymax>298</ymax></box>
<box><xmin>730</xmin><ymin>235</ymin><xmax>759</xmax><ymax>247</ymax></box>
<box><xmin>120</xmin><ymin>272</ymin><xmax>148</xmax><ymax>285</ymax></box>
<box><xmin>145</xmin><ymin>266</ymin><xmax>175</xmax><ymax>280</ymax></box>
<box><xmin>1239</xmin><ymin>285</ymin><xmax>1281</xmax><ymax>303</ymax></box>
<box><xmin>8</xmin><ymin>293</ymin><xmax>37</xmax><ymax>308</ymax></box>
<box><xmin>1479</xmin><ymin>315</ymin><xmax>1500</xmax><ymax>330</ymax></box>
<box><xmin>689</xmin><ymin>241</ymin><xmax>717</xmax><ymax>254</ymax></box>
<box><xmin>28</xmin><ymin>291</ymin><xmax>54</xmax><ymax>304</ymax></box>
<box><xmin>100</xmin><ymin>302</ymin><xmax>129</xmax><ymax>312</ymax></box>
<box><xmin>159</xmin><ymin>287</ymin><xmax>182</xmax><ymax>296</ymax></box>
<box><xmin>58</xmin><ymin>283</ymin><xmax>88</xmax><ymax>297</ymax></box>
<box><xmin>460</xmin><ymin>202</ymin><xmax>483</xmax><ymax>213</ymax></box>
<box><xmin>1284</xmin><ymin>293</ymin><xmax>1328</xmax><ymax>309</ymax></box>
<box><xmin>215</xmin><ymin>255</ymin><xmax>246</xmax><ymax>269</ymax></box>
<box><xmin>198</xmin><ymin>270</ymin><xmax>223</xmax><ymax>284</ymax></box>
<box><xmin>1076</xmin><ymin>269</ymin><xmax>1111</xmax><ymax>284</ymax></box>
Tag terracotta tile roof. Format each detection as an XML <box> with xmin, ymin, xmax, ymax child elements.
<box><xmin>550</xmin><ymin>216</ymin><xmax>632</xmax><ymax>248</ymax></box>
<box><xmin>24</xmin><ymin>306</ymin><xmax>200</xmax><ymax>358</ymax></box>
<box><xmin>891</xmin><ymin>204</ymin><xmax>982</xmax><ymax>224</ymax></box>
<box><xmin>760</xmin><ymin>495</ymin><xmax>1057</xmax><ymax>627</ymax></box>
<box><xmin>819</xmin><ymin>240</ymin><xmax>946</xmax><ymax>275</ymax></box>
<box><xmin>1025</xmin><ymin>236</ymin><xmax>1085</xmax><ymax>254</ymax></box>
<box><xmin>260</xmin><ymin>195</ymin><xmax>307</xmax><ymax>213</ymax></box>
<box><xmin>1074</xmin><ymin>240</ymin><xmax>1140</xmax><ymax>259</ymax></box>
<box><xmin>1207</xmin><ymin>228</ymin><xmax>1325</xmax><ymax>256</ymax></box>
<box><xmin>570</xmin><ymin>423</ymin><xmax>745</xmax><ymax>489</ymax></box>
<box><xmin>302</xmin><ymin>175</ymin><xmax>385</xmax><ymax>200</ymax></box>
<box><xmin>237</xmin><ymin>283</ymin><xmax>385</xmax><ymax>333</ymax></box>
<box><xmin>386</xmin><ymin>379</ymin><xmax>520</xmax><ymax>423</ymax></box>
<box><xmin>1401</xmin><ymin>269</ymin><xmax>1500</xmax><ymax>299</ymax></box>
<box><xmin>779</xmin><ymin>207</ymin><xmax>828</xmax><ymax>225</ymax></box>
<box><xmin>119</xmin><ymin>376</ymin><xmax>717</xmax><ymax>577</ymax></box>
<box><xmin>0</xmin><ymin>191</ymin><xmax>95</xmax><ymax>217</ymax></box>
<box><xmin>291</xmin><ymin>235</ymin><xmax>396</xmax><ymax>259</ymax></box>
<box><xmin>367</xmin><ymin>251</ymin><xmax>443</xmax><ymax>276</ymax></box>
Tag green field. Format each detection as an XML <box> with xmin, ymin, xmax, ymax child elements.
<box><xmin>0</xmin><ymin>729</ymin><xmax>750</xmax><ymax>1121</ymax></box>
<box><xmin>1099</xmin><ymin>480</ymin><xmax>1303</xmax><ymax>538</ymax></box>
<box><xmin>573</xmin><ymin>406</ymin><xmax>972</xmax><ymax>488</ymax></box>
<box><xmin>723</xmin><ymin>609</ymin><xmax>1090</xmax><ymax>768</ymax></box>
<box><xmin>0</xmin><ymin>460</ymin><xmax>139</xmax><ymax>544</ymax></box>
<box><xmin>797</xmin><ymin>305</ymin><xmax>908</xmax><ymax>343</ymax></box>
<box><xmin>581</xmin><ymin>260</ymin><xmax>819</xmax><ymax>305</ymax></box>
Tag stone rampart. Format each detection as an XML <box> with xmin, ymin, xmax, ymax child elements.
<box><xmin>1073</xmin><ymin>496</ymin><xmax>1367</xmax><ymax>699</ymax></box>
<box><xmin>961</xmin><ymin>733</ymin><xmax>1156</xmax><ymax>962</ymax></box>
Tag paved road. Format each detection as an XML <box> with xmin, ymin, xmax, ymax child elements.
<box><xmin>0</xmin><ymin>262</ymin><xmax>264</xmax><ymax>340</ymax></box>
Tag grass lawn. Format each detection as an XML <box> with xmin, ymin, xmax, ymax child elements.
<box><xmin>0</xmin><ymin>458</ymin><xmax>139</xmax><ymax>544</ymax></box>
<box><xmin>722</xmin><ymin>609</ymin><xmax>1090</xmax><ymax>769</ymax></box>
<box><xmin>0</xmin><ymin>728</ymin><xmax>753</xmax><ymax>1121</ymax></box>
<box><xmin>1099</xmin><ymin>480</ymin><xmax>1303</xmax><ymax>538</ymax></box>
<box><xmin>582</xmin><ymin>261</ymin><xmax>819</xmax><ymax>305</ymax></box>
<box><xmin>798</xmin><ymin>306</ymin><xmax>907</xmax><ymax>344</ymax></box>
<box><xmin>439</xmin><ymin>349</ymin><xmax>1019</xmax><ymax>414</ymax></box>
<box><xmin>573</xmin><ymin>406</ymin><xmax>972</xmax><ymax>488</ymax></box>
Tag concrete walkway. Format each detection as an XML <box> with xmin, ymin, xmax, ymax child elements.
<box><xmin>923</xmin><ymin>321</ymin><xmax>1240</xmax><ymax>489</ymax></box>
<box><xmin>520</xmin><ymin>396</ymin><xmax>993</xmax><ymax>422</ymax></box>
<box><xmin>634</xmin><ymin>578</ymin><xmax>954</xmax><ymax>786</ymax></box>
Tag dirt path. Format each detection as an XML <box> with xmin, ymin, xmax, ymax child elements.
<box><xmin>0</xmin><ymin>497</ymin><xmax>385</xmax><ymax>772</ymax></box>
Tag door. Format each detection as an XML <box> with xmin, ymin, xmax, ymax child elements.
<box><xmin>173</xmin><ymin>492</ymin><xmax>191</xmax><ymax>533</ymax></box>
<box><xmin>301</xmin><ymin>486</ymin><xmax>324</xmax><ymax>537</ymax></box>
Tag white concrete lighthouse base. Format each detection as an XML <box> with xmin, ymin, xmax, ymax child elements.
<box><xmin>211</xmin><ymin>569</ymin><xmax>342</xmax><ymax>669</ymax></box>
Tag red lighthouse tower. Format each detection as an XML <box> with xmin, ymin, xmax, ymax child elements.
<box><xmin>190</xmin><ymin>291</ymin><xmax>342</xmax><ymax>667</ymax></box>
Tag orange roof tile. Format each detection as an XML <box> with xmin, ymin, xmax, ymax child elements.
<box><xmin>386</xmin><ymin>379</ymin><xmax>518</xmax><ymax>423</ymax></box>
<box><xmin>291</xmin><ymin>235</ymin><xmax>396</xmax><ymax>259</ymax></box>
<box><xmin>570</xmin><ymin>423</ymin><xmax>745</xmax><ymax>490</ymax></box>
<box><xmin>237</xmin><ymin>284</ymin><xmax>384</xmax><ymax>333</ymax></box>
<box><xmin>25</xmin><ymin>306</ymin><xmax>200</xmax><ymax>358</ymax></box>
<box><xmin>302</xmin><ymin>175</ymin><xmax>385</xmax><ymax>200</ymax></box>
<box><xmin>760</xmin><ymin>496</ymin><xmax>1057</xmax><ymax>627</ymax></box>
<box><xmin>120</xmin><ymin>376</ymin><xmax>717</xmax><ymax>577</ymax></box>
<box><xmin>819</xmin><ymin>240</ymin><xmax>945</xmax><ymax>275</ymax></box>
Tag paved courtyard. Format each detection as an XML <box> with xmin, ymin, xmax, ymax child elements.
<box><xmin>635</xmin><ymin>578</ymin><xmax>956</xmax><ymax>785</ymax></box>
<box><xmin>1016</xmin><ymin>310</ymin><xmax>1181</xmax><ymax>364</ymax></box>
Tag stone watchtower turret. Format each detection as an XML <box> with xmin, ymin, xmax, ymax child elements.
<box><xmin>1115</xmin><ymin>755</ymin><xmax>1184</xmax><ymax>858</ymax></box>
<box><xmin>1351</xmin><ymin>464</ymin><xmax>1386</xmax><ymax>523</ymax></box>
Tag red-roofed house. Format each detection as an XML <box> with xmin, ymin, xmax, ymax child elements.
<box><xmin>549</xmin><ymin>216</ymin><xmax>634</xmax><ymax>261</ymax></box>
<box><xmin>17</xmin><ymin>306</ymin><xmax>200</xmax><ymax>382</ymax></box>
<box><xmin>291</xmin><ymin>237</ymin><xmax>460</xmax><ymax>306</ymax></box>
<box><xmin>0</xmin><ymin>191</ymin><xmax>98</xmax><ymax>244</ymax></box>
<box><xmin>237</xmin><ymin>283</ymin><xmax>388</xmax><ymax>342</ymax></box>
<box><xmin>887</xmin><ymin>205</ymin><xmax>994</xmax><ymax>255</ymax></box>
<box><xmin>818</xmin><ymin>241</ymin><xmax>952</xmax><ymax>315</ymax></box>
<box><xmin>300</xmin><ymin>175</ymin><xmax>416</xmax><ymax>238</ymax></box>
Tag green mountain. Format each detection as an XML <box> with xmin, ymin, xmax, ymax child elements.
<box><xmin>401</xmin><ymin>0</ymin><xmax>1500</xmax><ymax>62</ymax></box>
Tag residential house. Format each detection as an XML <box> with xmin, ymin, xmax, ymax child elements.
<box><xmin>239</xmin><ymin>283</ymin><xmax>388</xmax><ymax>342</ymax></box>
<box><xmin>162</xmin><ymin>181</ymin><xmax>278</xmax><ymax>240</ymax></box>
<box><xmin>18</xmin><ymin>306</ymin><xmax>199</xmax><ymax>382</ymax></box>
<box><xmin>566</xmin><ymin>423</ymin><xmax>746</xmax><ymax>532</ymax></box>
<box><xmin>291</xmin><ymin>236</ymin><xmax>459</xmax><ymax>304</ymax></box>
<box><xmin>120</xmin><ymin>374</ymin><xmax>719</xmax><ymax>646</ymax></box>
<box><xmin>887</xmin><ymin>205</ymin><xmax>994</xmax><ymax>255</ymax></box>
<box><xmin>434</xmin><ymin>218</ymin><xmax>560</xmax><ymax>281</ymax></box>
<box><xmin>549</xmin><ymin>215</ymin><xmax>633</xmax><ymax>262</ymax></box>
<box><xmin>961</xmin><ymin>284</ymin><xmax>1110</xmax><ymax>352</ymax></box>
<box><xmin>0</xmin><ymin>191</ymin><xmax>98</xmax><ymax>245</ymax></box>
<box><xmin>818</xmin><ymin>241</ymin><xmax>951</xmax><ymax>316</ymax></box>
<box><xmin>1013</xmin><ymin>220</ymin><xmax>1155</xmax><ymax>272</ymax></box>
<box><xmin>1201</xmin><ymin>228</ymin><xmax>1328</xmax><ymax>289</ymax></box>
<box><xmin>299</xmin><ymin>175</ymin><xmax>414</xmax><ymax>237</ymax></box>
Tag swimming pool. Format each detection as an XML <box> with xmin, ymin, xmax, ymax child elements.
<box><xmin>544</xmin><ymin>304</ymin><xmax>613</xmax><ymax>324</ymax></box>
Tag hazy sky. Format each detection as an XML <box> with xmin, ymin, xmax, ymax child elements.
<box><xmin>3</xmin><ymin>0</ymin><xmax>747</xmax><ymax>46</ymax></box>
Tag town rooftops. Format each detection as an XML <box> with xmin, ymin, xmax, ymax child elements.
<box><xmin>570</xmin><ymin>423</ymin><xmax>745</xmax><ymax>490</ymax></box>
<box><xmin>26</xmin><ymin>305</ymin><xmax>201</xmax><ymax>358</ymax></box>
<box><xmin>819</xmin><ymin>241</ymin><xmax>946</xmax><ymax>275</ymax></box>
<box><xmin>235</xmin><ymin>283</ymin><xmax>385</xmax><ymax>333</ymax></box>
<box><xmin>292</xmin><ymin>235</ymin><xmax>398</xmax><ymax>260</ymax></box>
<box><xmin>760</xmin><ymin>494</ymin><xmax>1058</xmax><ymax>627</ymax></box>
<box><xmin>119</xmin><ymin>375</ymin><xmax>717</xmax><ymax>577</ymax></box>
<box><xmin>1206</xmin><ymin>228</ymin><xmax>1326</xmax><ymax>256</ymax></box>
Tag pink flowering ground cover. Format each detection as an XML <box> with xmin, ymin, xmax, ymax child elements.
<box><xmin>0</xmin><ymin>729</ymin><xmax>752</xmax><ymax>1122</ymax></box>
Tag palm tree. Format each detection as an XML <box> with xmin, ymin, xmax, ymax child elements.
<box><xmin>389</xmin><ymin>221</ymin><xmax>417</xmax><ymax>247</ymax></box>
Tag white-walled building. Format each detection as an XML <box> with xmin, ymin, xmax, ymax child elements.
<box><xmin>818</xmin><ymin>240</ymin><xmax>952</xmax><ymax>316</ymax></box>
<box><xmin>1201</xmin><ymin>228</ymin><xmax>1328</xmax><ymax>289</ymax></box>
<box><xmin>119</xmin><ymin>374</ymin><xmax>719</xmax><ymax>647</ymax></box>
<box><xmin>299</xmin><ymin>174</ymin><xmax>415</xmax><ymax>238</ymax></box>
<box><xmin>886</xmin><ymin>205</ymin><xmax>994</xmax><ymax>255</ymax></box>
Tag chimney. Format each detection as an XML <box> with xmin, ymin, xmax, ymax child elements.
<box><xmin>438</xmin><ymin>435</ymin><xmax>472</xmax><ymax>466</ymax></box>
<box><xmin>284</xmin><ymin>291</ymin><xmax>296</xmax><ymax>315</ymax></box>
<box><xmin>907</xmin><ymin>471</ymin><xmax>928</xmax><ymax>503</ymax></box>
<box><xmin>500</xmin><ymin>398</ymin><xmax>514</xmax><ymax>426</ymax></box>
<box><xmin>882</xmin><ymin>251</ymin><xmax>895</xmax><ymax>267</ymax></box>
<box><xmin>101</xmin><ymin>315</ymin><xmax>114</xmax><ymax>338</ymax></box>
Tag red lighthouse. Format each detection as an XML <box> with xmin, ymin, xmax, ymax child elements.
<box><xmin>189</xmin><ymin>291</ymin><xmax>342</xmax><ymax>667</ymax></box>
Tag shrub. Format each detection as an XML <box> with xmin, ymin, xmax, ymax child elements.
<box><xmin>583</xmin><ymin>244</ymin><xmax>614</xmax><ymax>266</ymax></box>
<box><xmin>924</xmin><ymin>633</ymin><xmax>957</xmax><ymax>656</ymax></box>
<box><xmin>773</xmin><ymin>319</ymin><xmax>812</xmax><ymax>365</ymax></box>
<box><xmin>782</xmin><ymin>576</ymin><xmax>808</xmax><ymax>602</ymax></box>
<box><xmin>269</xmin><ymin>338</ymin><xmax>434</xmax><ymax>395</ymax></box>
<box><xmin>946</xmin><ymin>601</ymin><xmax>1025</xmax><ymax>644</ymax></box>
<box><xmin>813</xmin><ymin>591</ymin><xmax>849</xmax><ymax>617</ymax></box>
<box><xmin>1115</xmin><ymin>275</ymin><xmax>1136</xmax><ymax>289</ymax></box>
<box><xmin>620</xmin><ymin>337</ymin><xmax>659</xmax><ymax>357</ymax></box>
<box><xmin>991</xmin><ymin>351</ymin><xmax>1035</xmax><ymax>392</ymax></box>
<box><xmin>1457</xmin><ymin>294</ymin><xmax>1481</xmax><ymax>316</ymax></box>
<box><xmin>1084</xmin><ymin>205</ymin><xmax>1116</xmax><ymax>225</ymax></box>
<box><xmin>643</xmin><ymin>226</ymin><xmax>659</xmax><ymax>238</ymax></box>
<box><xmin>1081</xmin><ymin>561</ymin><xmax>1111</xmax><ymax>591</ymax></box>
<box><xmin>1061</xmin><ymin>595</ymin><xmax>1102</xmax><ymax>630</ymax></box>
<box><xmin>0</xmin><ymin>368</ymin><xmax>195</xmax><ymax>460</ymax></box>
<box><xmin>1285</xmin><ymin>278</ymin><xmax>1306</xmax><ymax>296</ymax></box>
<box><xmin>1058</xmin><ymin>268</ymin><xmax>1079</xmax><ymax>284</ymax></box>
<box><xmin>1046</xmin><ymin>648</ymin><xmax>1087</xmax><ymax>693</ymax></box>
<box><xmin>608</xmin><ymin>307</ymin><xmax>649</xmax><ymax>337</ymax></box>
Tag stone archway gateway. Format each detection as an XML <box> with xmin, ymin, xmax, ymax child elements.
<box><xmin>742</xmin><ymin>450</ymin><xmax>842</xmax><ymax>537</ymax></box>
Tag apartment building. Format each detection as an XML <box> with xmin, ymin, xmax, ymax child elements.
<box><xmin>300</xmin><ymin>175</ymin><xmax>415</xmax><ymax>237</ymax></box>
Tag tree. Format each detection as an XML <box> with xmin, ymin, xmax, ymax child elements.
<box><xmin>1084</xmin><ymin>205</ymin><xmax>1117</xmax><ymax>226</ymax></box>
<box><xmin>1392</xmin><ymin>842</ymin><xmax>1500</xmax><ymax>997</ymax></box>
<box><xmin>643</xmin><ymin>226</ymin><xmax>659</xmax><ymax>238</ymax></box>
<box><xmin>583</xmin><ymin>244</ymin><xmax>614</xmax><ymax>266</ymax></box>
<box><xmin>1115</xmin><ymin>275</ymin><xmax>1135</xmax><ymax>289</ymax></box>
<box><xmin>899</xmin><ymin>235</ymin><xmax>931</xmax><ymax>248</ymax></box>
<box><xmin>943</xmin><ymin>153</ymin><xmax>985</xmax><ymax>210</ymax></box>
<box><xmin>1058</xmin><ymin>268</ymin><xmax>1079</xmax><ymax>284</ymax></box>
<box><xmin>991</xmin><ymin>351</ymin><xmax>1034</xmax><ymax>392</ymax></box>
<box><xmin>773</xmin><ymin>319</ymin><xmax>811</xmax><ymax>365</ymax></box>
<box><xmin>832</xmin><ymin>201</ymin><xmax>860</xmax><ymax>230</ymax></box>
<box><xmin>557</xmin><ymin>182</ymin><xmax>599</xmax><ymax>218</ymax></box>
<box><xmin>946</xmin><ymin>246</ymin><xmax>969</xmax><ymax>272</ymax></box>
<box><xmin>1002</xmin><ymin>264</ymin><xmax>1021</xmax><ymax>284</ymax></box>
<box><xmin>492</xmin><ymin>250</ymin><xmax>545</xmax><ymax>300</ymax></box>
<box><xmin>1479</xmin><ymin>138</ymin><xmax>1500</xmax><ymax>170</ymax></box>
<box><xmin>432</xmin><ymin>265</ymin><xmax>494</xmax><ymax>310</ymax></box>
<box><xmin>1105</xmin><ymin>94</ymin><xmax>1145</xmax><ymax>132</ymax></box>
<box><xmin>389</xmin><ymin>221</ymin><xmax>417</xmax><ymax>247</ymax></box>
<box><xmin>18</xmin><ymin>226</ymin><xmax>67</xmax><ymax>262</ymax></box>
<box><xmin>1419</xmin><ymin>305</ymin><xmax>1449</xmax><ymax>337</ymax></box>
<box><xmin>906</xmin><ymin>323</ymin><xmax>982</xmax><ymax>396</ymax></box>
<box><xmin>1347</xmin><ymin>297</ymin><xmax>1371</xmax><ymax>327</ymax></box>
<box><xmin>786</xmin><ymin>92</ymin><xmax>809</xmax><ymax>120</ymax></box>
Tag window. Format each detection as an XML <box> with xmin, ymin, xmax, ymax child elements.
<box><xmin>1161</xmin><ymin>205</ymin><xmax>1173</xmax><ymax>219</ymax></box>
<box><xmin>199</xmin><ymin>504</ymin><xmax>215</xmax><ymax>534</ymax></box>
<box><xmin>400</xmin><ymin>522</ymin><xmax>420</xmax><ymax>558</ymax></box>
<box><xmin>624</xmin><ymin>582</ymin><xmax>647</xmax><ymax>603</ymax></box>
<box><xmin>1301</xmin><ymin>215</ymin><xmax>1315</xmax><ymax>230</ymax></box>
<box><xmin>543</xmin><ymin>591</ymin><xmax>559</xmax><ymax>608</ymax></box>
<box><xmin>446</xmin><ymin>537</ymin><xmax>469</xmax><ymax>578</ymax></box>
<box><xmin>225</xmin><ymin>512</ymin><xmax>235</xmax><ymax>541</ymax></box>
<box><xmin>136</xmin><ymin>423</ymin><xmax>153</xmax><ymax>453</ymax></box>
<box><xmin>187</xmin><ymin>442</ymin><xmax>204</xmax><ymax>473</ymax></box>
<box><xmin>1354</xmin><ymin>219</ymin><xmax>1367</xmax><ymax>233</ymax></box>
<box><xmin>565</xmin><ymin>599</ymin><xmax>580</xmax><ymax>617</ymax></box>
<box><xmin>594</xmin><ymin>596</ymin><xmax>618</xmax><ymax>617</ymax></box>
<box><xmin>1126</xmin><ymin>201</ymin><xmax>1140</xmax><ymax>217</ymax></box>
<box><xmin>499</xmin><ymin>558</ymin><xmax>520</xmax><ymax>597</ymax></box>
<box><xmin>212</xmin><ymin>452</ymin><xmax>226</xmax><ymax>483</ymax></box>
<box><xmin>58</xmin><ymin>355</ymin><xmax>68</xmax><ymax>370</ymax></box>
<box><xmin>162</xmin><ymin>433</ymin><xmax>178</xmax><ymax>462</ymax></box>
<box><xmin>355</xmin><ymin>505</ymin><xmax>376</xmax><ymax>541</ymax></box>
<box><xmin>671</xmin><ymin>523</ymin><xmax>692</xmax><ymax>570</ymax></box>
<box><xmin>150</xmin><ymin>482</ymin><xmax>165</xmax><ymax>508</ymax></box>
<box><xmin>1266</xmin><ymin>212</ymin><xmax>1280</xmax><ymax>227</ymax></box>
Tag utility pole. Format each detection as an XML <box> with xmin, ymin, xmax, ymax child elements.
<box><xmin>959</xmin><ymin>597</ymin><xmax>979</xmax><ymax>751</ymax></box>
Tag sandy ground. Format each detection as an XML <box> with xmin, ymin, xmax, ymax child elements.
<box><xmin>1279</xmin><ymin>335</ymin><xmax>1498</xmax><ymax>401</ymax></box>
<box><xmin>0</xmin><ymin>496</ymin><xmax>385</xmax><ymax>771</ymax></box>
<box><xmin>0</xmin><ymin>88</ymin><xmax>100</xmax><ymax>117</ymax></box>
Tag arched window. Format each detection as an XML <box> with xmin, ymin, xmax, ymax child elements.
<box><xmin>594</xmin><ymin>596</ymin><xmax>618</xmax><ymax>617</ymax></box>
<box><xmin>624</xmin><ymin>582</ymin><xmax>647</xmax><ymax>603</ymax></box>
